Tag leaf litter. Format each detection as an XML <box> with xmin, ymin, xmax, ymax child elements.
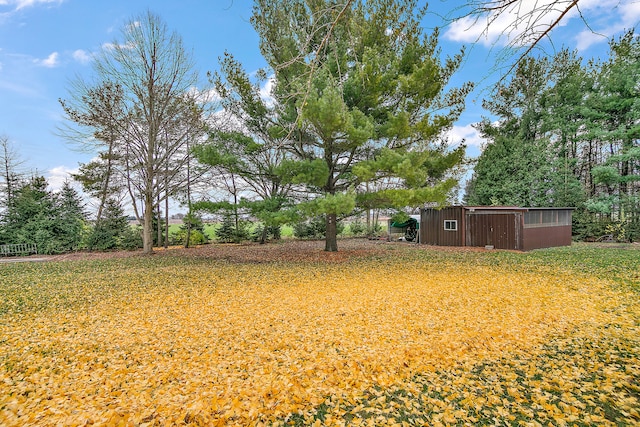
<box><xmin>0</xmin><ymin>240</ymin><xmax>638</xmax><ymax>426</ymax></box>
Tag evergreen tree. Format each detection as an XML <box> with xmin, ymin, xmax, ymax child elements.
<box><xmin>172</xmin><ymin>212</ymin><xmax>208</xmax><ymax>247</ymax></box>
<box><xmin>215</xmin><ymin>212</ymin><xmax>248</xmax><ymax>243</ymax></box>
<box><xmin>0</xmin><ymin>178</ymin><xmax>90</xmax><ymax>253</ymax></box>
<box><xmin>55</xmin><ymin>181</ymin><xmax>87</xmax><ymax>252</ymax></box>
<box><xmin>466</xmin><ymin>54</ymin><xmax>585</xmax><ymax>208</ymax></box>
<box><xmin>86</xmin><ymin>197</ymin><xmax>129</xmax><ymax>250</ymax></box>
<box><xmin>0</xmin><ymin>177</ymin><xmax>58</xmax><ymax>253</ymax></box>
<box><xmin>587</xmin><ymin>31</ymin><xmax>640</xmax><ymax>239</ymax></box>
<box><xmin>466</xmin><ymin>35</ymin><xmax>639</xmax><ymax>240</ymax></box>
<box><xmin>72</xmin><ymin>150</ymin><xmax>124</xmax><ymax>224</ymax></box>
<box><xmin>194</xmin><ymin>52</ymin><xmax>297</xmax><ymax>243</ymax></box>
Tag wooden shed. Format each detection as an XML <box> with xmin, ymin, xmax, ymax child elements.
<box><xmin>420</xmin><ymin>206</ymin><xmax>573</xmax><ymax>251</ymax></box>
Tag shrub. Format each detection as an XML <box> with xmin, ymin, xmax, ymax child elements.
<box><xmin>348</xmin><ymin>218</ymin><xmax>366</xmax><ymax>236</ymax></box>
<box><xmin>119</xmin><ymin>226</ymin><xmax>143</xmax><ymax>250</ymax></box>
<box><xmin>251</xmin><ymin>224</ymin><xmax>282</xmax><ymax>243</ymax></box>
<box><xmin>216</xmin><ymin>214</ymin><xmax>250</xmax><ymax>243</ymax></box>
<box><xmin>171</xmin><ymin>213</ymin><xmax>209</xmax><ymax>246</ymax></box>
<box><xmin>86</xmin><ymin>227</ymin><xmax>118</xmax><ymax>251</ymax></box>
<box><xmin>572</xmin><ymin>210</ymin><xmax>613</xmax><ymax>241</ymax></box>
<box><xmin>366</xmin><ymin>222</ymin><xmax>383</xmax><ymax>238</ymax></box>
<box><xmin>171</xmin><ymin>229</ymin><xmax>208</xmax><ymax>246</ymax></box>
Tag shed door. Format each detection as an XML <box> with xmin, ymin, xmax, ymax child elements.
<box><xmin>466</xmin><ymin>213</ymin><xmax>521</xmax><ymax>250</ymax></box>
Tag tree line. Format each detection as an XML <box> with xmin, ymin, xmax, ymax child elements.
<box><xmin>465</xmin><ymin>31</ymin><xmax>640</xmax><ymax>241</ymax></box>
<box><xmin>53</xmin><ymin>1</ymin><xmax>470</xmax><ymax>253</ymax></box>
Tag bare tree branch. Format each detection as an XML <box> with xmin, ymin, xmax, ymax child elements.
<box><xmin>444</xmin><ymin>0</ymin><xmax>600</xmax><ymax>84</ymax></box>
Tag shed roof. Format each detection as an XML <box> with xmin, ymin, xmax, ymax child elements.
<box><xmin>423</xmin><ymin>206</ymin><xmax>575</xmax><ymax>212</ymax></box>
<box><xmin>464</xmin><ymin>206</ymin><xmax>528</xmax><ymax>212</ymax></box>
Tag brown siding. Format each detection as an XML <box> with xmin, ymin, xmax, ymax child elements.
<box><xmin>420</xmin><ymin>207</ymin><xmax>464</xmax><ymax>246</ymax></box>
<box><xmin>523</xmin><ymin>225</ymin><xmax>572</xmax><ymax>251</ymax></box>
<box><xmin>466</xmin><ymin>212</ymin><xmax>523</xmax><ymax>250</ymax></box>
<box><xmin>421</xmin><ymin>207</ymin><xmax>572</xmax><ymax>251</ymax></box>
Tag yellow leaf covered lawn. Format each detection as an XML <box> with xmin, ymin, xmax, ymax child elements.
<box><xmin>0</xmin><ymin>241</ymin><xmax>638</xmax><ymax>426</ymax></box>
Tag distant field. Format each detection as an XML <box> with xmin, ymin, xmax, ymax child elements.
<box><xmin>163</xmin><ymin>223</ymin><xmax>295</xmax><ymax>240</ymax></box>
<box><xmin>0</xmin><ymin>241</ymin><xmax>638</xmax><ymax>425</ymax></box>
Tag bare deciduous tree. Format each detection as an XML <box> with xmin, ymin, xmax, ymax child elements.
<box><xmin>0</xmin><ymin>135</ymin><xmax>26</xmax><ymax>209</ymax></box>
<box><xmin>61</xmin><ymin>11</ymin><xmax>205</xmax><ymax>254</ymax></box>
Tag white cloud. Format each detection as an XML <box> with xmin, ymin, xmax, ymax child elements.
<box><xmin>446</xmin><ymin>123</ymin><xmax>485</xmax><ymax>149</ymax></box>
<box><xmin>35</xmin><ymin>51</ymin><xmax>58</xmax><ymax>67</ymax></box>
<box><xmin>187</xmin><ymin>86</ymin><xmax>221</xmax><ymax>105</ymax></box>
<box><xmin>2</xmin><ymin>0</ymin><xmax>63</xmax><ymax>11</ymax></box>
<box><xmin>575</xmin><ymin>0</ymin><xmax>640</xmax><ymax>51</ymax></box>
<box><xmin>72</xmin><ymin>49</ymin><xmax>90</xmax><ymax>65</ymax></box>
<box><xmin>47</xmin><ymin>165</ymin><xmax>77</xmax><ymax>192</ymax></box>
<box><xmin>0</xmin><ymin>78</ymin><xmax>38</xmax><ymax>96</ymax></box>
<box><xmin>445</xmin><ymin>15</ymin><xmax>502</xmax><ymax>46</ymax></box>
<box><xmin>571</xmin><ymin>0</ymin><xmax>640</xmax><ymax>50</ymax></box>
<box><xmin>621</xmin><ymin>1</ymin><xmax>640</xmax><ymax>26</ymax></box>
<box><xmin>101</xmin><ymin>42</ymin><xmax>117</xmax><ymax>51</ymax></box>
<box><xmin>101</xmin><ymin>41</ymin><xmax>135</xmax><ymax>52</ymax></box>
<box><xmin>259</xmin><ymin>74</ymin><xmax>276</xmax><ymax>107</ymax></box>
<box><xmin>575</xmin><ymin>29</ymin><xmax>608</xmax><ymax>51</ymax></box>
<box><xmin>123</xmin><ymin>20</ymin><xmax>141</xmax><ymax>35</ymax></box>
<box><xmin>208</xmin><ymin>108</ymin><xmax>245</xmax><ymax>133</ymax></box>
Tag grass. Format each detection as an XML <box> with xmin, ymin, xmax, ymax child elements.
<box><xmin>0</xmin><ymin>241</ymin><xmax>638</xmax><ymax>426</ymax></box>
<box><xmin>166</xmin><ymin>223</ymin><xmax>296</xmax><ymax>240</ymax></box>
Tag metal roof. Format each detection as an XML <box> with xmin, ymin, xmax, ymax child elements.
<box><xmin>423</xmin><ymin>206</ymin><xmax>575</xmax><ymax>212</ymax></box>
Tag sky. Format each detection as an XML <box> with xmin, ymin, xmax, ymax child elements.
<box><xmin>0</xmin><ymin>0</ymin><xmax>638</xmax><ymax>198</ymax></box>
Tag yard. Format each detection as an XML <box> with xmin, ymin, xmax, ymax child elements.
<box><xmin>0</xmin><ymin>240</ymin><xmax>638</xmax><ymax>426</ymax></box>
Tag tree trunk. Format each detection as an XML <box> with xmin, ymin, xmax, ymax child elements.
<box><xmin>163</xmin><ymin>130</ymin><xmax>170</xmax><ymax>249</ymax></box>
<box><xmin>2</xmin><ymin>150</ymin><xmax>12</xmax><ymax>206</ymax></box>
<box><xmin>143</xmin><ymin>195</ymin><xmax>154</xmax><ymax>254</ymax></box>
<box><xmin>157</xmin><ymin>194</ymin><xmax>162</xmax><ymax>247</ymax></box>
<box><xmin>232</xmin><ymin>174</ymin><xmax>240</xmax><ymax>240</ymax></box>
<box><xmin>96</xmin><ymin>133</ymin><xmax>115</xmax><ymax>225</ymax></box>
<box><xmin>325</xmin><ymin>213</ymin><xmax>338</xmax><ymax>252</ymax></box>
<box><xmin>164</xmin><ymin>192</ymin><xmax>169</xmax><ymax>248</ymax></box>
<box><xmin>185</xmin><ymin>136</ymin><xmax>192</xmax><ymax>248</ymax></box>
<box><xmin>185</xmin><ymin>213</ymin><xmax>192</xmax><ymax>248</ymax></box>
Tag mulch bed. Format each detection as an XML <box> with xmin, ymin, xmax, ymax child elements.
<box><xmin>24</xmin><ymin>239</ymin><xmax>637</xmax><ymax>265</ymax></box>
<box><xmin>45</xmin><ymin>238</ymin><xmax>395</xmax><ymax>264</ymax></box>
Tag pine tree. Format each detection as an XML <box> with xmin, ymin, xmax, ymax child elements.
<box><xmin>0</xmin><ymin>177</ymin><xmax>57</xmax><ymax>252</ymax></box>
<box><xmin>86</xmin><ymin>198</ymin><xmax>129</xmax><ymax>251</ymax></box>
<box><xmin>466</xmin><ymin>54</ymin><xmax>585</xmax><ymax>208</ymax></box>
<box><xmin>215</xmin><ymin>212</ymin><xmax>247</xmax><ymax>243</ymax></box>
<box><xmin>55</xmin><ymin>181</ymin><xmax>87</xmax><ymax>252</ymax></box>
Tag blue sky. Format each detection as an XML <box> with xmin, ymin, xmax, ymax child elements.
<box><xmin>0</xmin><ymin>0</ymin><xmax>637</xmax><ymax>194</ymax></box>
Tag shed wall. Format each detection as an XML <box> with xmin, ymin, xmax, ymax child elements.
<box><xmin>522</xmin><ymin>225</ymin><xmax>572</xmax><ymax>250</ymax></box>
<box><xmin>420</xmin><ymin>207</ymin><xmax>464</xmax><ymax>246</ymax></box>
